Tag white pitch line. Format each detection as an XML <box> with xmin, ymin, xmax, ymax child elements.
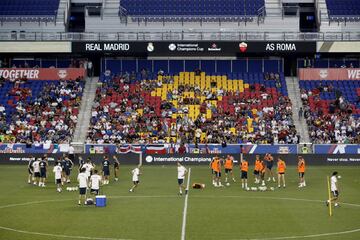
<box><xmin>231</xmin><ymin>228</ymin><xmax>360</xmax><ymax>240</ymax></box>
<box><xmin>181</xmin><ymin>168</ymin><xmax>191</xmax><ymax>240</ymax></box>
<box><xmin>0</xmin><ymin>226</ymin><xmax>132</xmax><ymax>240</ymax></box>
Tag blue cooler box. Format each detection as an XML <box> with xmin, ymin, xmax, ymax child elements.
<box><xmin>95</xmin><ymin>195</ymin><xmax>106</xmax><ymax>207</ymax></box>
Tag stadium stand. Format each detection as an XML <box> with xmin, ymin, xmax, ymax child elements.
<box><xmin>0</xmin><ymin>77</ymin><xmax>85</xmax><ymax>144</ymax></box>
<box><xmin>326</xmin><ymin>0</ymin><xmax>360</xmax><ymax>19</ymax></box>
<box><xmin>87</xmin><ymin>68</ymin><xmax>298</xmax><ymax>145</ymax></box>
<box><xmin>0</xmin><ymin>0</ymin><xmax>60</xmax><ymax>17</ymax></box>
<box><xmin>85</xmin><ymin>0</ymin><xmax>299</xmax><ymax>33</ymax></box>
<box><xmin>299</xmin><ymin>79</ymin><xmax>360</xmax><ymax>144</ymax></box>
<box><xmin>318</xmin><ymin>0</ymin><xmax>360</xmax><ymax>32</ymax></box>
<box><xmin>0</xmin><ymin>0</ymin><xmax>69</xmax><ymax>33</ymax></box>
<box><xmin>120</xmin><ymin>0</ymin><xmax>264</xmax><ymax>18</ymax></box>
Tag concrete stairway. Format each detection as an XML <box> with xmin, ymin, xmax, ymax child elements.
<box><xmin>72</xmin><ymin>77</ymin><xmax>99</xmax><ymax>152</ymax></box>
<box><xmin>265</xmin><ymin>0</ymin><xmax>282</xmax><ymax>17</ymax></box>
<box><xmin>285</xmin><ymin>76</ymin><xmax>311</xmax><ymax>144</ymax></box>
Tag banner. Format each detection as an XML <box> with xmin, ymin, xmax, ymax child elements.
<box><xmin>298</xmin><ymin>68</ymin><xmax>360</xmax><ymax>81</ymax></box>
<box><xmin>0</xmin><ymin>153</ymin><xmax>359</xmax><ymax>166</ymax></box>
<box><xmin>72</xmin><ymin>41</ymin><xmax>316</xmax><ymax>56</ymax></box>
<box><xmin>314</xmin><ymin>144</ymin><xmax>360</xmax><ymax>154</ymax></box>
<box><xmin>0</xmin><ymin>143</ymin><xmax>67</xmax><ymax>154</ymax></box>
<box><xmin>0</xmin><ymin>153</ymin><xmax>140</xmax><ymax>165</ymax></box>
<box><xmin>143</xmin><ymin>154</ymin><xmax>240</xmax><ymax>165</ymax></box>
<box><xmin>0</xmin><ymin>68</ymin><xmax>86</xmax><ymax>80</ymax></box>
<box><xmin>84</xmin><ymin>144</ymin><xmax>298</xmax><ymax>154</ymax></box>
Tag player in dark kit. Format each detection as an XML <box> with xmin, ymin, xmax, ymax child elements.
<box><xmin>64</xmin><ymin>156</ymin><xmax>74</xmax><ymax>183</ymax></box>
<box><xmin>27</xmin><ymin>156</ymin><xmax>35</xmax><ymax>184</ymax></box>
<box><xmin>39</xmin><ymin>157</ymin><xmax>48</xmax><ymax>187</ymax></box>
<box><xmin>113</xmin><ymin>155</ymin><xmax>120</xmax><ymax>181</ymax></box>
<box><xmin>102</xmin><ymin>156</ymin><xmax>110</xmax><ymax>185</ymax></box>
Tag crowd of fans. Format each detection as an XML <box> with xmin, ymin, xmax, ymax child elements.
<box><xmin>300</xmin><ymin>83</ymin><xmax>360</xmax><ymax>144</ymax></box>
<box><xmin>0</xmin><ymin>77</ymin><xmax>84</xmax><ymax>144</ymax></box>
<box><xmin>87</xmin><ymin>71</ymin><xmax>298</xmax><ymax>145</ymax></box>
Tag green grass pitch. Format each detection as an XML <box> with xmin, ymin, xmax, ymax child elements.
<box><xmin>0</xmin><ymin>164</ymin><xmax>359</xmax><ymax>240</ymax></box>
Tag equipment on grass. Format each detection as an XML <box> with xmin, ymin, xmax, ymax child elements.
<box><xmin>192</xmin><ymin>183</ymin><xmax>205</xmax><ymax>189</ymax></box>
<box><xmin>86</xmin><ymin>198</ymin><xmax>94</xmax><ymax>205</ymax></box>
<box><xmin>95</xmin><ymin>195</ymin><xmax>107</xmax><ymax>207</ymax></box>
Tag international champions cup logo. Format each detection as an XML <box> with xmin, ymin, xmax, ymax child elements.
<box><xmin>168</xmin><ymin>43</ymin><xmax>176</xmax><ymax>51</ymax></box>
<box><xmin>239</xmin><ymin>42</ymin><xmax>248</xmax><ymax>52</ymax></box>
<box><xmin>145</xmin><ymin>156</ymin><xmax>153</xmax><ymax>163</ymax></box>
<box><xmin>57</xmin><ymin>69</ymin><xmax>68</xmax><ymax>79</ymax></box>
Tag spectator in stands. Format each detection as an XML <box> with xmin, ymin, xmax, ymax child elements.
<box><xmin>87</xmin><ymin>71</ymin><xmax>299</xmax><ymax>145</ymax></box>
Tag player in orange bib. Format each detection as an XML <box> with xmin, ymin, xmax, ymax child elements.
<box><xmin>253</xmin><ymin>155</ymin><xmax>262</xmax><ymax>184</ymax></box>
<box><xmin>209</xmin><ymin>157</ymin><xmax>217</xmax><ymax>186</ymax></box>
<box><xmin>277</xmin><ymin>157</ymin><xmax>286</xmax><ymax>188</ymax></box>
<box><xmin>240</xmin><ymin>159</ymin><xmax>249</xmax><ymax>189</ymax></box>
<box><xmin>213</xmin><ymin>157</ymin><xmax>223</xmax><ymax>187</ymax></box>
<box><xmin>298</xmin><ymin>156</ymin><xmax>306</xmax><ymax>188</ymax></box>
<box><xmin>224</xmin><ymin>155</ymin><xmax>236</xmax><ymax>183</ymax></box>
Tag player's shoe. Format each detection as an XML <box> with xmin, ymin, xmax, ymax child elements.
<box><xmin>267</xmin><ymin>178</ymin><xmax>271</xmax><ymax>182</ymax></box>
<box><xmin>272</xmin><ymin>178</ymin><xmax>276</xmax><ymax>182</ymax></box>
<box><xmin>335</xmin><ymin>203</ymin><xmax>340</xmax><ymax>207</ymax></box>
<box><xmin>232</xmin><ymin>178</ymin><xmax>236</xmax><ymax>182</ymax></box>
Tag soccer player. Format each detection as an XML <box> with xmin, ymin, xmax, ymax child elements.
<box><xmin>214</xmin><ymin>156</ymin><xmax>223</xmax><ymax>187</ymax></box>
<box><xmin>209</xmin><ymin>157</ymin><xmax>216</xmax><ymax>185</ymax></box>
<box><xmin>64</xmin><ymin>156</ymin><xmax>74</xmax><ymax>183</ymax></box>
<box><xmin>277</xmin><ymin>157</ymin><xmax>286</xmax><ymax>188</ymax></box>
<box><xmin>129</xmin><ymin>165</ymin><xmax>141</xmax><ymax>192</ymax></box>
<box><xmin>240</xmin><ymin>158</ymin><xmax>249</xmax><ymax>189</ymax></box>
<box><xmin>260</xmin><ymin>158</ymin><xmax>267</xmax><ymax>186</ymax></box>
<box><xmin>90</xmin><ymin>170</ymin><xmax>102</xmax><ymax>196</ymax></box>
<box><xmin>113</xmin><ymin>155</ymin><xmax>120</xmax><ymax>181</ymax></box>
<box><xmin>253</xmin><ymin>155</ymin><xmax>262</xmax><ymax>184</ymax></box>
<box><xmin>298</xmin><ymin>156</ymin><xmax>306</xmax><ymax>188</ymax></box>
<box><xmin>32</xmin><ymin>158</ymin><xmax>41</xmax><ymax>186</ymax></box>
<box><xmin>53</xmin><ymin>162</ymin><xmax>63</xmax><ymax>192</ymax></box>
<box><xmin>82</xmin><ymin>158</ymin><xmax>95</xmax><ymax>179</ymax></box>
<box><xmin>27</xmin><ymin>156</ymin><xmax>35</xmax><ymax>184</ymax></box>
<box><xmin>77</xmin><ymin>168</ymin><xmax>88</xmax><ymax>205</ymax></box>
<box><xmin>39</xmin><ymin>157</ymin><xmax>48</xmax><ymax>187</ymax></box>
<box><xmin>61</xmin><ymin>155</ymin><xmax>67</xmax><ymax>183</ymax></box>
<box><xmin>327</xmin><ymin>171</ymin><xmax>340</xmax><ymax>207</ymax></box>
<box><xmin>78</xmin><ymin>156</ymin><xmax>85</xmax><ymax>171</ymax></box>
<box><xmin>224</xmin><ymin>155</ymin><xmax>236</xmax><ymax>183</ymax></box>
<box><xmin>102</xmin><ymin>156</ymin><xmax>110</xmax><ymax>185</ymax></box>
<box><xmin>177</xmin><ymin>162</ymin><xmax>188</xmax><ymax>195</ymax></box>
<box><xmin>265</xmin><ymin>153</ymin><xmax>276</xmax><ymax>182</ymax></box>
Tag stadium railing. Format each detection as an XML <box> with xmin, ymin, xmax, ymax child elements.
<box><xmin>1</xmin><ymin>31</ymin><xmax>360</xmax><ymax>41</ymax></box>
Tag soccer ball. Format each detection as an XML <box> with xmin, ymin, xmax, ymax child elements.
<box><xmin>226</xmin><ymin>183</ymin><xmax>230</xmax><ymax>186</ymax></box>
<box><xmin>246</xmin><ymin>187</ymin><xmax>250</xmax><ymax>191</ymax></box>
<box><xmin>337</xmin><ymin>175</ymin><xmax>342</xmax><ymax>179</ymax></box>
<box><xmin>270</xmin><ymin>187</ymin><xmax>275</xmax><ymax>191</ymax></box>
